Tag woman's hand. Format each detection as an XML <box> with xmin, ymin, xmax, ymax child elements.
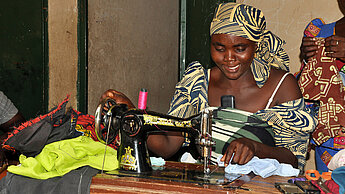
<box><xmin>300</xmin><ymin>37</ymin><xmax>321</xmax><ymax>62</ymax></box>
<box><xmin>324</xmin><ymin>35</ymin><xmax>345</xmax><ymax>62</ymax></box>
<box><xmin>99</xmin><ymin>89</ymin><xmax>135</xmax><ymax>109</ymax></box>
<box><xmin>221</xmin><ymin>137</ymin><xmax>298</xmax><ymax>168</ymax></box>
<box><xmin>220</xmin><ymin>138</ymin><xmax>257</xmax><ymax>166</ymax></box>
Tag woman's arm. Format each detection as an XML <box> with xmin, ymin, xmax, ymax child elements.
<box><xmin>0</xmin><ymin>112</ymin><xmax>25</xmax><ymax>166</ymax></box>
<box><xmin>99</xmin><ymin>89</ymin><xmax>186</xmax><ymax>159</ymax></box>
<box><xmin>0</xmin><ymin>112</ymin><xmax>25</xmax><ymax>132</ymax></box>
<box><xmin>146</xmin><ymin>133</ymin><xmax>185</xmax><ymax>159</ymax></box>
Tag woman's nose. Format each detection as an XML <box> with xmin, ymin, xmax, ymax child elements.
<box><xmin>224</xmin><ymin>50</ymin><xmax>235</xmax><ymax>62</ymax></box>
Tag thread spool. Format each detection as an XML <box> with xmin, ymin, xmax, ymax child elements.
<box><xmin>138</xmin><ymin>88</ymin><xmax>147</xmax><ymax>110</ymax></box>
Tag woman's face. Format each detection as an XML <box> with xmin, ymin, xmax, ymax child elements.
<box><xmin>211</xmin><ymin>34</ymin><xmax>257</xmax><ymax>80</ymax></box>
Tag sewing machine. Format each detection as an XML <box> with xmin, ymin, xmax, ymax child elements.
<box><xmin>94</xmin><ymin>98</ymin><xmax>216</xmax><ymax>175</ymax></box>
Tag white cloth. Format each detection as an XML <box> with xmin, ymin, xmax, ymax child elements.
<box><xmin>150</xmin><ymin>157</ymin><xmax>165</xmax><ymax>166</ymax></box>
<box><xmin>217</xmin><ymin>156</ymin><xmax>300</xmax><ymax>178</ymax></box>
<box><xmin>328</xmin><ymin>149</ymin><xmax>345</xmax><ymax>171</ymax></box>
<box><xmin>180</xmin><ymin>152</ymin><xmax>198</xmax><ymax>163</ymax></box>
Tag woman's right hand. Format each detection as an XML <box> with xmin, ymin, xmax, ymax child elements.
<box><xmin>300</xmin><ymin>37</ymin><xmax>321</xmax><ymax>62</ymax></box>
<box><xmin>99</xmin><ymin>89</ymin><xmax>135</xmax><ymax>109</ymax></box>
<box><xmin>220</xmin><ymin>138</ymin><xmax>257</xmax><ymax>166</ymax></box>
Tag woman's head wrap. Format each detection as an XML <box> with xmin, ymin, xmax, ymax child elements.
<box><xmin>210</xmin><ymin>3</ymin><xmax>289</xmax><ymax>87</ymax></box>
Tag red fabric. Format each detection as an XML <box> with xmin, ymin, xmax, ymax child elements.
<box><xmin>73</xmin><ymin>110</ymin><xmax>119</xmax><ymax>150</ymax></box>
<box><xmin>2</xmin><ymin>95</ymin><xmax>120</xmax><ymax>152</ymax></box>
<box><xmin>311</xmin><ymin>179</ymin><xmax>340</xmax><ymax>194</ymax></box>
<box><xmin>298</xmin><ymin>43</ymin><xmax>345</xmax><ymax>145</ymax></box>
<box><xmin>336</xmin><ymin>60</ymin><xmax>345</xmax><ymax>72</ymax></box>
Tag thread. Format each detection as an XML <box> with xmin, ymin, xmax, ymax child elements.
<box><xmin>138</xmin><ymin>88</ymin><xmax>147</xmax><ymax>110</ymax></box>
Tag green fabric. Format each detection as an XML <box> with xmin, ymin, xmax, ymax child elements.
<box><xmin>7</xmin><ymin>136</ymin><xmax>118</xmax><ymax>179</ymax></box>
<box><xmin>211</xmin><ymin>107</ymin><xmax>275</xmax><ymax>161</ymax></box>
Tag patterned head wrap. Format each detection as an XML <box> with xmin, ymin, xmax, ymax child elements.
<box><xmin>210</xmin><ymin>3</ymin><xmax>289</xmax><ymax>87</ymax></box>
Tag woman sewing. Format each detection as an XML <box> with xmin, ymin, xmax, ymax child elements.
<box><xmin>102</xmin><ymin>3</ymin><xmax>317</xmax><ymax>171</ymax></box>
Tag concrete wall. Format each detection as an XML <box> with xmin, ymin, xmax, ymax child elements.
<box><xmin>87</xmin><ymin>0</ymin><xmax>179</xmax><ymax>114</ymax></box>
<box><xmin>48</xmin><ymin>0</ymin><xmax>79</xmax><ymax>109</ymax></box>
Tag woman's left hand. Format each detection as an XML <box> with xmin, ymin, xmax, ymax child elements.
<box><xmin>220</xmin><ymin>138</ymin><xmax>257</xmax><ymax>166</ymax></box>
<box><xmin>324</xmin><ymin>35</ymin><xmax>345</xmax><ymax>62</ymax></box>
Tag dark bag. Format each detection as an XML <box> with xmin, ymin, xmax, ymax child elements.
<box><xmin>2</xmin><ymin>96</ymin><xmax>82</xmax><ymax>157</ymax></box>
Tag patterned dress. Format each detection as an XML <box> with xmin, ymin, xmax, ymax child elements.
<box><xmin>168</xmin><ymin>62</ymin><xmax>317</xmax><ymax>171</ymax></box>
<box><xmin>297</xmin><ymin>18</ymin><xmax>345</xmax><ymax>172</ymax></box>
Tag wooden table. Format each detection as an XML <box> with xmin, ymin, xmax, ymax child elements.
<box><xmin>91</xmin><ymin>161</ymin><xmax>291</xmax><ymax>193</ymax></box>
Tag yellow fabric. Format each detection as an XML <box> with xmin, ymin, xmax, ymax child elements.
<box><xmin>7</xmin><ymin>136</ymin><xmax>118</xmax><ymax>179</ymax></box>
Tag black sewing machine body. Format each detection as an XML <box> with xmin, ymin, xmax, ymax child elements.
<box><xmin>95</xmin><ymin>100</ymin><xmax>204</xmax><ymax>173</ymax></box>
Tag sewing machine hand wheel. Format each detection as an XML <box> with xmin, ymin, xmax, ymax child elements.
<box><xmin>94</xmin><ymin>98</ymin><xmax>119</xmax><ymax>145</ymax></box>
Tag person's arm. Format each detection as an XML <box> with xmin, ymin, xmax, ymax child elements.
<box><xmin>0</xmin><ymin>112</ymin><xmax>25</xmax><ymax>132</ymax></box>
<box><xmin>221</xmin><ymin>138</ymin><xmax>298</xmax><ymax>168</ymax></box>
<box><xmin>146</xmin><ymin>133</ymin><xmax>184</xmax><ymax>159</ymax></box>
<box><xmin>99</xmin><ymin>89</ymin><xmax>135</xmax><ymax>109</ymax></box>
<box><xmin>0</xmin><ymin>112</ymin><xmax>25</xmax><ymax>167</ymax></box>
<box><xmin>98</xmin><ymin>89</ymin><xmax>185</xmax><ymax>158</ymax></box>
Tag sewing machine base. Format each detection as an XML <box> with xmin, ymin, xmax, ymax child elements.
<box><xmin>106</xmin><ymin>164</ymin><xmax>241</xmax><ymax>185</ymax></box>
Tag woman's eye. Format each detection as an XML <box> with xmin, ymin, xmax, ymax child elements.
<box><xmin>215</xmin><ymin>47</ymin><xmax>225</xmax><ymax>52</ymax></box>
<box><xmin>236</xmin><ymin>47</ymin><xmax>246</xmax><ymax>52</ymax></box>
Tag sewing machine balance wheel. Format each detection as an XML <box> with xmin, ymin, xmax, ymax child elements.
<box><xmin>94</xmin><ymin>98</ymin><xmax>119</xmax><ymax>145</ymax></box>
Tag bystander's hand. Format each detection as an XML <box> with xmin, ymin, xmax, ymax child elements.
<box><xmin>324</xmin><ymin>35</ymin><xmax>345</xmax><ymax>62</ymax></box>
<box><xmin>300</xmin><ymin>37</ymin><xmax>322</xmax><ymax>62</ymax></box>
<box><xmin>300</xmin><ymin>35</ymin><xmax>345</xmax><ymax>62</ymax></box>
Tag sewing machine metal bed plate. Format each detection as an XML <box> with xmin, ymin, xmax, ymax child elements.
<box><xmin>106</xmin><ymin>162</ymin><xmax>241</xmax><ymax>186</ymax></box>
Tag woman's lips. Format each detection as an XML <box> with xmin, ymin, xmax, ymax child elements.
<box><xmin>225</xmin><ymin>64</ymin><xmax>240</xmax><ymax>72</ymax></box>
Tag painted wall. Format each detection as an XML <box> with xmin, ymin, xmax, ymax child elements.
<box><xmin>87</xmin><ymin>0</ymin><xmax>179</xmax><ymax>114</ymax></box>
<box><xmin>238</xmin><ymin>0</ymin><xmax>343</xmax><ymax>74</ymax></box>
